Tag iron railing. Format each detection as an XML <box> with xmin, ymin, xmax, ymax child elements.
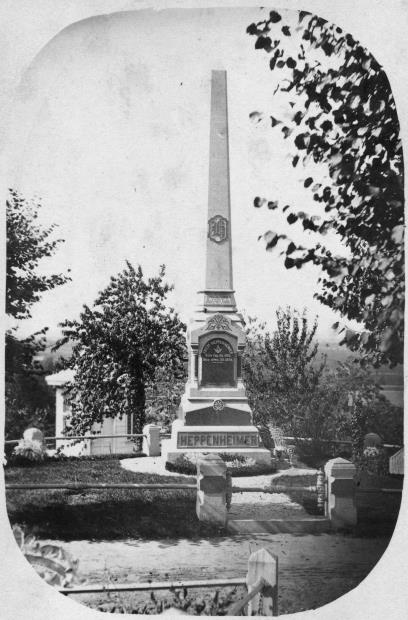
<box><xmin>4</xmin><ymin>433</ymin><xmax>145</xmax><ymax>446</ymax></box>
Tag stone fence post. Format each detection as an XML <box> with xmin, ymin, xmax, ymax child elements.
<box><xmin>142</xmin><ymin>424</ymin><xmax>161</xmax><ymax>457</ymax></box>
<box><xmin>324</xmin><ymin>457</ymin><xmax>357</xmax><ymax>529</ymax></box>
<box><xmin>196</xmin><ymin>454</ymin><xmax>228</xmax><ymax>526</ymax></box>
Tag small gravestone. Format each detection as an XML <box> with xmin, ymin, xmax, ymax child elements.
<box><xmin>363</xmin><ymin>433</ymin><xmax>382</xmax><ymax>449</ymax></box>
<box><xmin>23</xmin><ymin>428</ymin><xmax>44</xmax><ymax>446</ymax></box>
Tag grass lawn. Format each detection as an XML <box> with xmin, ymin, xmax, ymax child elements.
<box><xmin>5</xmin><ymin>457</ymin><xmax>221</xmax><ymax>541</ymax></box>
<box><xmin>6</xmin><ymin>458</ymin><xmax>403</xmax><ymax>541</ymax></box>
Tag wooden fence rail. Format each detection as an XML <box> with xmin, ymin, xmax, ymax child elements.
<box><xmin>6</xmin><ymin>483</ymin><xmax>196</xmax><ymax>491</ymax></box>
<box><xmin>4</xmin><ymin>433</ymin><xmax>145</xmax><ymax>446</ymax></box>
<box><xmin>60</xmin><ymin>577</ymin><xmax>245</xmax><ymax>595</ymax></box>
<box><xmin>232</xmin><ymin>485</ymin><xmax>318</xmax><ymax>494</ymax></box>
<box><xmin>282</xmin><ymin>436</ymin><xmax>401</xmax><ymax>449</ymax></box>
<box><xmin>59</xmin><ymin>548</ymin><xmax>278</xmax><ymax>616</ymax></box>
<box><xmin>357</xmin><ymin>487</ymin><xmax>402</xmax><ymax>494</ymax></box>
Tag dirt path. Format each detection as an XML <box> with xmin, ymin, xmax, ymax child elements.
<box><xmin>58</xmin><ymin>533</ymin><xmax>390</xmax><ymax>614</ymax></box>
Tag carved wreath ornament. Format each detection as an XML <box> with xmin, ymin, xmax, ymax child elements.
<box><xmin>206</xmin><ymin>313</ymin><xmax>231</xmax><ymax>331</ymax></box>
<box><xmin>212</xmin><ymin>399</ymin><xmax>225</xmax><ymax>412</ymax></box>
<box><xmin>208</xmin><ymin>215</ymin><xmax>228</xmax><ymax>243</ymax></box>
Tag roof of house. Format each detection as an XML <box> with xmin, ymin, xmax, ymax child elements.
<box><xmin>45</xmin><ymin>368</ymin><xmax>74</xmax><ymax>387</ymax></box>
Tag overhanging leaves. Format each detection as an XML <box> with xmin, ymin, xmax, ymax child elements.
<box><xmin>248</xmin><ymin>11</ymin><xmax>404</xmax><ymax>366</ymax></box>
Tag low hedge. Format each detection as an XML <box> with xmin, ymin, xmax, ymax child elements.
<box><xmin>165</xmin><ymin>453</ymin><xmax>276</xmax><ymax>477</ymax></box>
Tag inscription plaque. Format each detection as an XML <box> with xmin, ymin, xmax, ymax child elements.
<box><xmin>201</xmin><ymin>338</ymin><xmax>234</xmax><ymax>386</ymax></box>
<box><xmin>177</xmin><ymin>432</ymin><xmax>259</xmax><ymax>449</ymax></box>
<box><xmin>205</xmin><ymin>295</ymin><xmax>232</xmax><ymax>306</ymax></box>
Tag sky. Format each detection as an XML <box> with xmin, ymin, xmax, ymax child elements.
<box><xmin>2</xmin><ymin>3</ymin><xmax>407</xmax><ymax>344</ymax></box>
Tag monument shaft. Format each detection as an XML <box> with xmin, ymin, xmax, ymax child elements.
<box><xmin>206</xmin><ymin>70</ymin><xmax>233</xmax><ymax>293</ymax></box>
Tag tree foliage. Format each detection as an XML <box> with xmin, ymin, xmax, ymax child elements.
<box><xmin>6</xmin><ymin>189</ymin><xmax>70</xmax><ymax>438</ymax></box>
<box><xmin>56</xmin><ymin>263</ymin><xmax>186</xmax><ymax>436</ymax></box>
<box><xmin>6</xmin><ymin>189</ymin><xmax>70</xmax><ymax>320</ymax></box>
<box><xmin>5</xmin><ymin>329</ymin><xmax>55</xmax><ymax>439</ymax></box>
<box><xmin>242</xmin><ymin>307</ymin><xmax>403</xmax><ymax>456</ymax></box>
<box><xmin>145</xmin><ymin>364</ymin><xmax>186</xmax><ymax>430</ymax></box>
<box><xmin>242</xmin><ymin>308</ymin><xmax>328</xmax><ymax>445</ymax></box>
<box><xmin>332</xmin><ymin>362</ymin><xmax>403</xmax><ymax>454</ymax></box>
<box><xmin>247</xmin><ymin>11</ymin><xmax>404</xmax><ymax>366</ymax></box>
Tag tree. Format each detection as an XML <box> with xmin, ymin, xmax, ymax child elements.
<box><xmin>5</xmin><ymin>329</ymin><xmax>55</xmax><ymax>440</ymax></box>
<box><xmin>242</xmin><ymin>308</ymin><xmax>328</xmax><ymax>446</ymax></box>
<box><xmin>5</xmin><ymin>189</ymin><xmax>71</xmax><ymax>438</ymax></box>
<box><xmin>247</xmin><ymin>11</ymin><xmax>404</xmax><ymax>366</ymax></box>
<box><xmin>7</xmin><ymin>189</ymin><xmax>70</xmax><ymax>320</ymax></box>
<box><xmin>242</xmin><ymin>307</ymin><xmax>403</xmax><ymax>461</ymax></box>
<box><xmin>331</xmin><ymin>361</ymin><xmax>403</xmax><ymax>456</ymax></box>
<box><xmin>56</xmin><ymin>263</ymin><xmax>186</xmax><ymax>436</ymax></box>
<box><xmin>145</xmin><ymin>364</ymin><xmax>186</xmax><ymax>430</ymax></box>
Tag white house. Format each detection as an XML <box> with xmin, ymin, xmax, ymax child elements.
<box><xmin>45</xmin><ymin>369</ymin><xmax>139</xmax><ymax>456</ymax></box>
<box><xmin>389</xmin><ymin>447</ymin><xmax>404</xmax><ymax>475</ymax></box>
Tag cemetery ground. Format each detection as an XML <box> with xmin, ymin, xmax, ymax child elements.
<box><xmin>5</xmin><ymin>454</ymin><xmax>403</xmax><ymax>614</ymax></box>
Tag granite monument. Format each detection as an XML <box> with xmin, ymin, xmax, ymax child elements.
<box><xmin>162</xmin><ymin>70</ymin><xmax>271</xmax><ymax>466</ymax></box>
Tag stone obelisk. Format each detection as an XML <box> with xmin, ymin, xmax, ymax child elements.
<box><xmin>200</xmin><ymin>70</ymin><xmax>236</xmax><ymax>311</ymax></box>
<box><xmin>161</xmin><ymin>71</ymin><xmax>270</xmax><ymax>466</ymax></box>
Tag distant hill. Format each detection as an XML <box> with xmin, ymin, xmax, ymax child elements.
<box><xmin>318</xmin><ymin>341</ymin><xmax>404</xmax><ymax>408</ymax></box>
<box><xmin>38</xmin><ymin>338</ymin><xmax>73</xmax><ymax>373</ymax></box>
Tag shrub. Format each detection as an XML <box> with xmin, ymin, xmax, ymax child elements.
<box><xmin>93</xmin><ymin>587</ymin><xmax>241</xmax><ymax>615</ymax></box>
<box><xmin>12</xmin><ymin>525</ymin><xmax>82</xmax><ymax>587</ymax></box>
<box><xmin>165</xmin><ymin>455</ymin><xmax>196</xmax><ymax>475</ymax></box>
<box><xmin>355</xmin><ymin>446</ymin><xmax>390</xmax><ymax>476</ymax></box>
<box><xmin>165</xmin><ymin>453</ymin><xmax>276</xmax><ymax>476</ymax></box>
<box><xmin>11</xmin><ymin>439</ymin><xmax>46</xmax><ymax>466</ymax></box>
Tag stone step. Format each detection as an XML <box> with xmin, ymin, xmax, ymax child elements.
<box><xmin>227</xmin><ymin>517</ymin><xmax>331</xmax><ymax>535</ymax></box>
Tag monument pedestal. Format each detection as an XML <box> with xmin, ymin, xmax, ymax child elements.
<box><xmin>162</xmin><ymin>308</ymin><xmax>271</xmax><ymax>467</ymax></box>
<box><xmin>162</xmin><ymin>420</ymin><xmax>271</xmax><ymax>465</ymax></box>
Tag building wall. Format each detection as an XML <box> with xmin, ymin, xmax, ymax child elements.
<box><xmin>55</xmin><ymin>388</ymin><xmax>138</xmax><ymax>456</ymax></box>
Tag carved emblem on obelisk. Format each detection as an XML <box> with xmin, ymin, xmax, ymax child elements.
<box><xmin>208</xmin><ymin>214</ymin><xmax>228</xmax><ymax>243</ymax></box>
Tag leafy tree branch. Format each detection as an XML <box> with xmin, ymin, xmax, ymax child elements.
<box><xmin>247</xmin><ymin>10</ymin><xmax>404</xmax><ymax>366</ymax></box>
